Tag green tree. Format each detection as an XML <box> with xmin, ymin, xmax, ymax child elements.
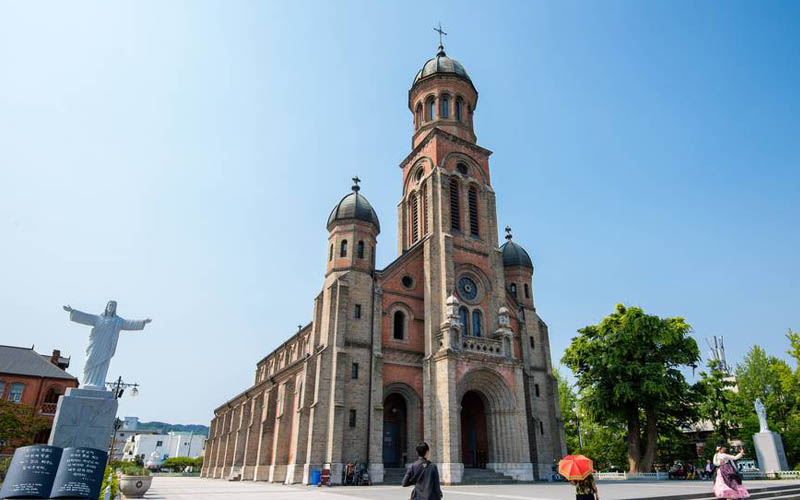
<box><xmin>729</xmin><ymin>340</ymin><xmax>800</xmax><ymax>468</ymax></box>
<box><xmin>555</xmin><ymin>368</ymin><xmax>628</xmax><ymax>470</ymax></box>
<box><xmin>698</xmin><ymin>359</ymin><xmax>737</xmax><ymax>440</ymax></box>
<box><xmin>562</xmin><ymin>304</ymin><xmax>700</xmax><ymax>473</ymax></box>
<box><xmin>0</xmin><ymin>400</ymin><xmax>51</xmax><ymax>448</ymax></box>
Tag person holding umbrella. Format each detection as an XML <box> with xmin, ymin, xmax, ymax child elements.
<box><xmin>559</xmin><ymin>455</ymin><xmax>599</xmax><ymax>500</ymax></box>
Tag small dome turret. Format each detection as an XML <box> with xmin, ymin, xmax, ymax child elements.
<box><xmin>413</xmin><ymin>44</ymin><xmax>471</xmax><ymax>86</ymax></box>
<box><xmin>500</xmin><ymin>227</ymin><xmax>533</xmax><ymax>269</ymax></box>
<box><xmin>327</xmin><ymin>177</ymin><xmax>380</xmax><ymax>232</ymax></box>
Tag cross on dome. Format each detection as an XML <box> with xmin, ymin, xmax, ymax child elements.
<box><xmin>434</xmin><ymin>22</ymin><xmax>447</xmax><ymax>56</ymax></box>
<box><xmin>352</xmin><ymin>175</ymin><xmax>361</xmax><ymax>192</ymax></box>
<box><xmin>505</xmin><ymin>226</ymin><xmax>513</xmax><ymax>240</ymax></box>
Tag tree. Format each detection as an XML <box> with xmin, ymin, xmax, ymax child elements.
<box><xmin>698</xmin><ymin>359</ymin><xmax>737</xmax><ymax>440</ymax></box>
<box><xmin>0</xmin><ymin>400</ymin><xmax>51</xmax><ymax>448</ymax></box>
<box><xmin>555</xmin><ymin>368</ymin><xmax>628</xmax><ymax>470</ymax></box>
<box><xmin>562</xmin><ymin>303</ymin><xmax>700</xmax><ymax>473</ymax></box>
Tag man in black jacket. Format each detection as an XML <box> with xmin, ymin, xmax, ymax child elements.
<box><xmin>402</xmin><ymin>442</ymin><xmax>443</xmax><ymax>500</ymax></box>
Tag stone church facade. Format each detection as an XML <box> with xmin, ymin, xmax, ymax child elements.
<box><xmin>201</xmin><ymin>42</ymin><xmax>567</xmax><ymax>485</ymax></box>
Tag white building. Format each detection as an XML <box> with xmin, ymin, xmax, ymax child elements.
<box><xmin>122</xmin><ymin>432</ymin><xmax>206</xmax><ymax>465</ymax></box>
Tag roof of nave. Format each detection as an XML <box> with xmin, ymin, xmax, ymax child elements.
<box><xmin>0</xmin><ymin>345</ymin><xmax>77</xmax><ymax>380</ymax></box>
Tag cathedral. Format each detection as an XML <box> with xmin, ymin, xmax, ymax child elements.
<box><xmin>201</xmin><ymin>40</ymin><xmax>567</xmax><ymax>485</ymax></box>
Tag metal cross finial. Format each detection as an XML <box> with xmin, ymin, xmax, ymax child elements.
<box><xmin>297</xmin><ymin>324</ymin><xmax>303</xmax><ymax>331</ymax></box>
<box><xmin>352</xmin><ymin>175</ymin><xmax>361</xmax><ymax>192</ymax></box>
<box><xmin>434</xmin><ymin>22</ymin><xmax>447</xmax><ymax>47</ymax></box>
<box><xmin>505</xmin><ymin>226</ymin><xmax>513</xmax><ymax>240</ymax></box>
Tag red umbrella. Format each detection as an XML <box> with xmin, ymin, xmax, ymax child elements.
<box><xmin>559</xmin><ymin>455</ymin><xmax>594</xmax><ymax>481</ymax></box>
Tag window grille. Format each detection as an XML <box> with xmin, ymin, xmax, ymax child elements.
<box><xmin>449</xmin><ymin>178</ymin><xmax>460</xmax><ymax>231</ymax></box>
<box><xmin>468</xmin><ymin>186</ymin><xmax>479</xmax><ymax>236</ymax></box>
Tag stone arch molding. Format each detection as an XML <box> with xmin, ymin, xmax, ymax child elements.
<box><xmin>442</xmin><ymin>152</ymin><xmax>488</xmax><ymax>184</ymax></box>
<box><xmin>383</xmin><ymin>382</ymin><xmax>422</xmax><ymax>466</ymax></box>
<box><xmin>456</xmin><ymin>368</ymin><xmax>516</xmax><ymax>412</ymax></box>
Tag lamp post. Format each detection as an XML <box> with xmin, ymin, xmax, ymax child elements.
<box><xmin>103</xmin><ymin>377</ymin><xmax>140</xmax><ymax>500</ymax></box>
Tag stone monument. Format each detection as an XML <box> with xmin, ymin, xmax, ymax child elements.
<box><xmin>48</xmin><ymin>301</ymin><xmax>151</xmax><ymax>451</ymax></box>
<box><xmin>752</xmin><ymin>398</ymin><xmax>789</xmax><ymax>473</ymax></box>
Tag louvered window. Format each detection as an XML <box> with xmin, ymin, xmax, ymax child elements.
<box><xmin>421</xmin><ymin>183</ymin><xmax>428</xmax><ymax>236</ymax></box>
<box><xmin>449</xmin><ymin>178</ymin><xmax>460</xmax><ymax>231</ymax></box>
<box><xmin>468</xmin><ymin>186</ymin><xmax>479</xmax><ymax>236</ymax></box>
<box><xmin>411</xmin><ymin>194</ymin><xmax>419</xmax><ymax>243</ymax></box>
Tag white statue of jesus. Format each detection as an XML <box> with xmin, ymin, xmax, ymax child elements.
<box><xmin>63</xmin><ymin>301</ymin><xmax>151</xmax><ymax>390</ymax></box>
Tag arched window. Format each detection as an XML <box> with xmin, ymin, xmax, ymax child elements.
<box><xmin>459</xmin><ymin>307</ymin><xmax>470</xmax><ymax>336</ymax></box>
<box><xmin>524</xmin><ymin>283</ymin><xmax>530</xmax><ymax>299</ymax></box>
<box><xmin>410</xmin><ymin>193</ymin><xmax>419</xmax><ymax>244</ymax></box>
<box><xmin>449</xmin><ymin>178</ymin><xmax>460</xmax><ymax>231</ymax></box>
<box><xmin>393</xmin><ymin>311</ymin><xmax>405</xmax><ymax>340</ymax></box>
<box><xmin>472</xmin><ymin>310</ymin><xmax>482</xmax><ymax>337</ymax></box>
<box><xmin>329</xmin><ymin>244</ymin><xmax>333</xmax><ymax>261</ymax></box>
<box><xmin>426</xmin><ymin>97</ymin><xmax>435</xmax><ymax>121</ymax></box>
<box><xmin>440</xmin><ymin>95</ymin><xmax>450</xmax><ymax>119</ymax></box>
<box><xmin>371</xmin><ymin>245</ymin><xmax>375</xmax><ymax>267</ymax></box>
<box><xmin>468</xmin><ymin>185</ymin><xmax>479</xmax><ymax>237</ymax></box>
<box><xmin>415</xmin><ymin>103</ymin><xmax>422</xmax><ymax>129</ymax></box>
<box><xmin>455</xmin><ymin>97</ymin><xmax>464</xmax><ymax>121</ymax></box>
<box><xmin>510</xmin><ymin>283</ymin><xmax>517</xmax><ymax>297</ymax></box>
<box><xmin>8</xmin><ymin>383</ymin><xmax>23</xmax><ymax>403</ymax></box>
<box><xmin>340</xmin><ymin>240</ymin><xmax>348</xmax><ymax>258</ymax></box>
<box><xmin>357</xmin><ymin>240</ymin><xmax>365</xmax><ymax>259</ymax></box>
<box><xmin>44</xmin><ymin>387</ymin><xmax>61</xmax><ymax>404</ymax></box>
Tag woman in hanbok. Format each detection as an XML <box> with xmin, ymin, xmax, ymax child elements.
<box><xmin>712</xmin><ymin>444</ymin><xmax>749</xmax><ymax>499</ymax></box>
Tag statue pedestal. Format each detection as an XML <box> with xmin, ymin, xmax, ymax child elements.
<box><xmin>753</xmin><ymin>431</ymin><xmax>789</xmax><ymax>472</ymax></box>
<box><xmin>48</xmin><ymin>388</ymin><xmax>118</xmax><ymax>451</ymax></box>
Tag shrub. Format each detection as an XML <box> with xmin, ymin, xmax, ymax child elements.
<box><xmin>98</xmin><ymin>465</ymin><xmax>117</xmax><ymax>500</ymax></box>
<box><xmin>119</xmin><ymin>463</ymin><xmax>150</xmax><ymax>476</ymax></box>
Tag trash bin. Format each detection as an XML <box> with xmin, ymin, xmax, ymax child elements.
<box><xmin>311</xmin><ymin>469</ymin><xmax>321</xmax><ymax>486</ymax></box>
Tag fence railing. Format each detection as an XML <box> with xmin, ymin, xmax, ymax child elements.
<box><xmin>596</xmin><ymin>470</ymin><xmax>800</xmax><ymax>481</ymax></box>
<box><xmin>461</xmin><ymin>336</ymin><xmax>504</xmax><ymax>357</ymax></box>
<box><xmin>39</xmin><ymin>403</ymin><xmax>58</xmax><ymax>415</ymax></box>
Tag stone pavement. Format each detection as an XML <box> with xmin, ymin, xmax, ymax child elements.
<box><xmin>146</xmin><ymin>476</ymin><xmax>800</xmax><ymax>500</ymax></box>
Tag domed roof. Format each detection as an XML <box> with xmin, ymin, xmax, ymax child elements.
<box><xmin>500</xmin><ymin>228</ymin><xmax>533</xmax><ymax>269</ymax></box>
<box><xmin>413</xmin><ymin>45</ymin><xmax>471</xmax><ymax>86</ymax></box>
<box><xmin>327</xmin><ymin>178</ymin><xmax>380</xmax><ymax>232</ymax></box>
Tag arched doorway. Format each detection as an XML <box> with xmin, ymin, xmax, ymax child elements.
<box><xmin>460</xmin><ymin>390</ymin><xmax>488</xmax><ymax>468</ymax></box>
<box><xmin>383</xmin><ymin>393</ymin><xmax>407</xmax><ymax>467</ymax></box>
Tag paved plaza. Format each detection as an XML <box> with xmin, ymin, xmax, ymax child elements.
<box><xmin>146</xmin><ymin>476</ymin><xmax>800</xmax><ymax>500</ymax></box>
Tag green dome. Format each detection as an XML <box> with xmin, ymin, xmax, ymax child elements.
<box><xmin>327</xmin><ymin>181</ymin><xmax>380</xmax><ymax>232</ymax></box>
<box><xmin>500</xmin><ymin>232</ymin><xmax>533</xmax><ymax>269</ymax></box>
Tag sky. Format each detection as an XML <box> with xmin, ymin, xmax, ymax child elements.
<box><xmin>1</xmin><ymin>1</ymin><xmax>798</xmax><ymax>425</ymax></box>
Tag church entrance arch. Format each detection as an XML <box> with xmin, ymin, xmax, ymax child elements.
<box><xmin>460</xmin><ymin>391</ymin><xmax>488</xmax><ymax>468</ymax></box>
<box><xmin>382</xmin><ymin>383</ymin><xmax>421</xmax><ymax>468</ymax></box>
<box><xmin>456</xmin><ymin>368</ymin><xmax>519</xmax><ymax>470</ymax></box>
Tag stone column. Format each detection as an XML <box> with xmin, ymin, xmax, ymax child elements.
<box><xmin>285</xmin><ymin>372</ymin><xmax>312</xmax><ymax>484</ymax></box>
<box><xmin>254</xmin><ymin>386</ymin><xmax>276</xmax><ymax>481</ymax></box>
<box><xmin>431</xmin><ymin>352</ymin><xmax>463</xmax><ymax>484</ymax></box>
<box><xmin>269</xmin><ymin>380</ymin><xmax>295</xmax><ymax>482</ymax></box>
<box><xmin>229</xmin><ymin>403</ymin><xmax>247</xmax><ymax>478</ymax></box>
<box><xmin>241</xmin><ymin>394</ymin><xmax>262</xmax><ymax>480</ymax></box>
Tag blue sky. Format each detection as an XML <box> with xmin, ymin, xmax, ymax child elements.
<box><xmin>1</xmin><ymin>1</ymin><xmax>798</xmax><ymax>424</ymax></box>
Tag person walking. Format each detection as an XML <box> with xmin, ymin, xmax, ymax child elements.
<box><xmin>571</xmin><ymin>471</ymin><xmax>599</xmax><ymax>500</ymax></box>
<box><xmin>704</xmin><ymin>460</ymin><xmax>714</xmax><ymax>480</ymax></box>
<box><xmin>402</xmin><ymin>442</ymin><xmax>443</xmax><ymax>500</ymax></box>
<box><xmin>712</xmin><ymin>443</ymin><xmax>750</xmax><ymax>499</ymax></box>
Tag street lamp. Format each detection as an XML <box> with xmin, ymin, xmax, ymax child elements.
<box><xmin>103</xmin><ymin>376</ymin><xmax>140</xmax><ymax>500</ymax></box>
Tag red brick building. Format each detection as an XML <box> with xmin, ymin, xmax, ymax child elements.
<box><xmin>203</xmin><ymin>41</ymin><xmax>566</xmax><ymax>485</ymax></box>
<box><xmin>0</xmin><ymin>345</ymin><xmax>79</xmax><ymax>448</ymax></box>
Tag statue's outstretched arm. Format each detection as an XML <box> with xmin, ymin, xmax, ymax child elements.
<box><xmin>121</xmin><ymin>317</ymin><xmax>152</xmax><ymax>331</ymax></box>
<box><xmin>64</xmin><ymin>306</ymin><xmax>98</xmax><ymax>326</ymax></box>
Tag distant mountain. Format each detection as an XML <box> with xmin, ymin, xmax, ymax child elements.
<box><xmin>136</xmin><ymin>421</ymin><xmax>209</xmax><ymax>436</ymax></box>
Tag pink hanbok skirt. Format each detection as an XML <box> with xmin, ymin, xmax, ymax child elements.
<box><xmin>713</xmin><ymin>471</ymin><xmax>750</xmax><ymax>499</ymax></box>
